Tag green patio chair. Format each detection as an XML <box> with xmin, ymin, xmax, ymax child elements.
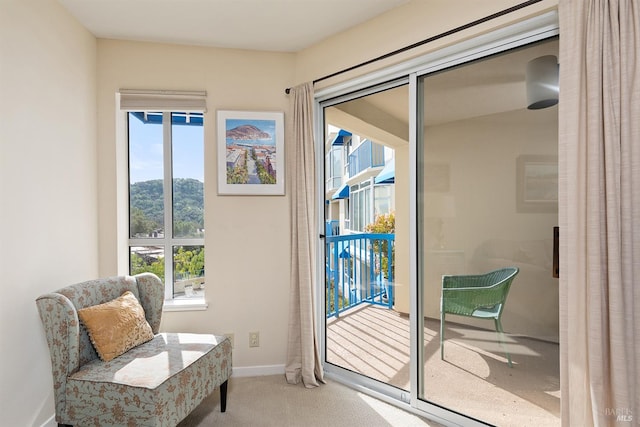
<box><xmin>440</xmin><ymin>267</ymin><xmax>519</xmax><ymax>367</ymax></box>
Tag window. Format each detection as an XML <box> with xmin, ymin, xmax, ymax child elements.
<box><xmin>350</xmin><ymin>180</ymin><xmax>372</xmax><ymax>232</ymax></box>
<box><xmin>326</xmin><ymin>145</ymin><xmax>344</xmax><ymax>191</ymax></box>
<box><xmin>127</xmin><ymin>111</ymin><xmax>205</xmax><ymax>301</ymax></box>
<box><xmin>374</xmin><ymin>184</ymin><xmax>394</xmax><ymax>217</ymax></box>
<box><xmin>349</xmin><ymin>181</ymin><xmax>394</xmax><ymax>232</ymax></box>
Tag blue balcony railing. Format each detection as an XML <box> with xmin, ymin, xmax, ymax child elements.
<box><xmin>326</xmin><ymin>233</ymin><xmax>395</xmax><ymax>318</ymax></box>
<box><xmin>326</xmin><ymin>220</ymin><xmax>340</xmax><ymax>237</ymax></box>
<box><xmin>348</xmin><ymin>140</ymin><xmax>385</xmax><ymax>178</ymax></box>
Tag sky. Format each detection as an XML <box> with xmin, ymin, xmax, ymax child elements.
<box><xmin>128</xmin><ymin>113</ymin><xmax>204</xmax><ymax>183</ymax></box>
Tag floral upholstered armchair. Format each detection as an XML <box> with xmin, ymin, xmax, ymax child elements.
<box><xmin>36</xmin><ymin>273</ymin><xmax>232</xmax><ymax>427</ymax></box>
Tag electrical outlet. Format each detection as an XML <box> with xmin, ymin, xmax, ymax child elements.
<box><xmin>224</xmin><ymin>333</ymin><xmax>234</xmax><ymax>348</ymax></box>
<box><xmin>249</xmin><ymin>331</ymin><xmax>260</xmax><ymax>347</ymax></box>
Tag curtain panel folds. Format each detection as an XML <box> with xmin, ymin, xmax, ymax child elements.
<box><xmin>559</xmin><ymin>1</ymin><xmax>639</xmax><ymax>425</ymax></box>
<box><xmin>285</xmin><ymin>82</ymin><xmax>325</xmax><ymax>388</ymax></box>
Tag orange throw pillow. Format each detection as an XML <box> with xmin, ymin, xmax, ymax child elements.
<box><xmin>78</xmin><ymin>291</ymin><xmax>154</xmax><ymax>362</ymax></box>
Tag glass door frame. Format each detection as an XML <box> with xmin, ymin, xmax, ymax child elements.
<box><xmin>313</xmin><ymin>10</ymin><xmax>560</xmax><ymax>425</ymax></box>
<box><xmin>316</xmin><ymin>78</ymin><xmax>412</xmax><ymax>406</ymax></box>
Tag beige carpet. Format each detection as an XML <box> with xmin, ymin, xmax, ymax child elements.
<box><xmin>177</xmin><ymin>375</ymin><xmax>444</xmax><ymax>427</ymax></box>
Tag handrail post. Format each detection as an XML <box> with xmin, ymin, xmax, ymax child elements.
<box><xmin>386</xmin><ymin>235</ymin><xmax>394</xmax><ymax>309</ymax></box>
<box><xmin>333</xmin><ymin>239</ymin><xmax>339</xmax><ymax>318</ymax></box>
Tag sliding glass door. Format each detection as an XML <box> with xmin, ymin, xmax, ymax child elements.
<box><xmin>322</xmin><ymin>80</ymin><xmax>412</xmax><ymax>398</ymax></box>
<box><xmin>317</xmin><ymin>13</ymin><xmax>560</xmax><ymax>427</ymax></box>
<box><xmin>416</xmin><ymin>38</ymin><xmax>560</xmax><ymax>425</ymax></box>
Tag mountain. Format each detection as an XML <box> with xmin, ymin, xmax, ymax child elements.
<box><xmin>226</xmin><ymin>124</ymin><xmax>270</xmax><ymax>140</ymax></box>
<box><xmin>130</xmin><ymin>178</ymin><xmax>204</xmax><ymax>227</ymax></box>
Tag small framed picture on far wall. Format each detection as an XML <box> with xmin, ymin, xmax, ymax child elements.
<box><xmin>516</xmin><ymin>155</ymin><xmax>558</xmax><ymax>213</ymax></box>
<box><xmin>217</xmin><ymin>110</ymin><xmax>284</xmax><ymax>196</ymax></box>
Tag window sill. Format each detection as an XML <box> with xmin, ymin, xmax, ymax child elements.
<box><xmin>163</xmin><ymin>297</ymin><xmax>208</xmax><ymax>312</ymax></box>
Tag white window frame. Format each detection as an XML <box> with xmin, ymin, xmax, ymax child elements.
<box><xmin>118</xmin><ymin>90</ymin><xmax>208</xmax><ymax>311</ymax></box>
<box><xmin>349</xmin><ymin>179</ymin><xmax>373</xmax><ymax>232</ymax></box>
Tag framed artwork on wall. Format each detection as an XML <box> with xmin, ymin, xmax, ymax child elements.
<box><xmin>516</xmin><ymin>155</ymin><xmax>558</xmax><ymax>213</ymax></box>
<box><xmin>217</xmin><ymin>110</ymin><xmax>284</xmax><ymax>195</ymax></box>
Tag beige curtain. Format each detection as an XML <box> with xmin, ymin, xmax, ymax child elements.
<box><xmin>284</xmin><ymin>82</ymin><xmax>325</xmax><ymax>388</ymax></box>
<box><xmin>559</xmin><ymin>1</ymin><xmax>639</xmax><ymax>425</ymax></box>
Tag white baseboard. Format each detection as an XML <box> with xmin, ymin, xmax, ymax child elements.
<box><xmin>39</xmin><ymin>365</ymin><xmax>285</xmax><ymax>427</ymax></box>
<box><xmin>232</xmin><ymin>364</ymin><xmax>285</xmax><ymax>377</ymax></box>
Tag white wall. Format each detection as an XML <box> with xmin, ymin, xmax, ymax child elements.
<box><xmin>293</xmin><ymin>0</ymin><xmax>559</xmax><ymax>87</ymax></box>
<box><xmin>96</xmin><ymin>40</ymin><xmax>296</xmax><ymax>369</ymax></box>
<box><xmin>0</xmin><ymin>1</ymin><xmax>98</xmax><ymax>425</ymax></box>
<box><xmin>422</xmin><ymin>107</ymin><xmax>559</xmax><ymax>341</ymax></box>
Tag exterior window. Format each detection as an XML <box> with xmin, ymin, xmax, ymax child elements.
<box><xmin>344</xmin><ymin>198</ymin><xmax>350</xmax><ymax>230</ymax></box>
<box><xmin>350</xmin><ymin>181</ymin><xmax>372</xmax><ymax>232</ymax></box>
<box><xmin>347</xmin><ymin>168</ymin><xmax>394</xmax><ymax>233</ymax></box>
<box><xmin>374</xmin><ymin>184</ymin><xmax>394</xmax><ymax>217</ymax></box>
<box><xmin>128</xmin><ymin>111</ymin><xmax>205</xmax><ymax>300</ymax></box>
<box><xmin>326</xmin><ymin>145</ymin><xmax>344</xmax><ymax>191</ymax></box>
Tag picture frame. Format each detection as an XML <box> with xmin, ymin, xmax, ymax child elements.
<box><xmin>516</xmin><ymin>155</ymin><xmax>558</xmax><ymax>213</ymax></box>
<box><xmin>217</xmin><ymin>110</ymin><xmax>284</xmax><ymax>195</ymax></box>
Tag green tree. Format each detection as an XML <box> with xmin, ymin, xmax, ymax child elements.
<box><xmin>130</xmin><ymin>178</ymin><xmax>205</xmax><ymax>234</ymax></box>
<box><xmin>130</xmin><ymin>179</ymin><xmax>164</xmax><ymax>227</ymax></box>
<box><xmin>227</xmin><ymin>165</ymin><xmax>248</xmax><ymax>183</ymax></box>
<box><xmin>174</xmin><ymin>246</ymin><xmax>205</xmax><ymax>278</ymax></box>
<box><xmin>257</xmin><ymin>163</ymin><xmax>276</xmax><ymax>184</ymax></box>
<box><xmin>226</xmin><ymin>151</ymin><xmax>249</xmax><ymax>184</ymax></box>
<box><xmin>364</xmin><ymin>212</ymin><xmax>395</xmax><ymax>278</ymax></box>
<box><xmin>130</xmin><ymin>253</ymin><xmax>165</xmax><ymax>281</ymax></box>
<box><xmin>130</xmin><ymin>207</ymin><xmax>155</xmax><ymax>237</ymax></box>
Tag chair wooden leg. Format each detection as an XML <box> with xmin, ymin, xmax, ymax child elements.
<box><xmin>494</xmin><ymin>318</ymin><xmax>512</xmax><ymax>368</ymax></box>
<box><xmin>220</xmin><ymin>380</ymin><xmax>228</xmax><ymax>412</ymax></box>
<box><xmin>440</xmin><ymin>313</ymin><xmax>446</xmax><ymax>360</ymax></box>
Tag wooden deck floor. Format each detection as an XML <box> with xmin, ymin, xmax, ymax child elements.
<box><xmin>326</xmin><ymin>304</ymin><xmax>560</xmax><ymax>427</ymax></box>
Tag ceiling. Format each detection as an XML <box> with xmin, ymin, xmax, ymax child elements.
<box><xmin>56</xmin><ymin>0</ymin><xmax>409</xmax><ymax>52</ymax></box>
<box><xmin>56</xmin><ymin>0</ymin><xmax>558</xmax><ymax>131</ymax></box>
<box><xmin>329</xmin><ymin>38</ymin><xmax>559</xmax><ymax>137</ymax></box>
<box><xmin>367</xmin><ymin>38</ymin><xmax>559</xmax><ymax>126</ymax></box>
